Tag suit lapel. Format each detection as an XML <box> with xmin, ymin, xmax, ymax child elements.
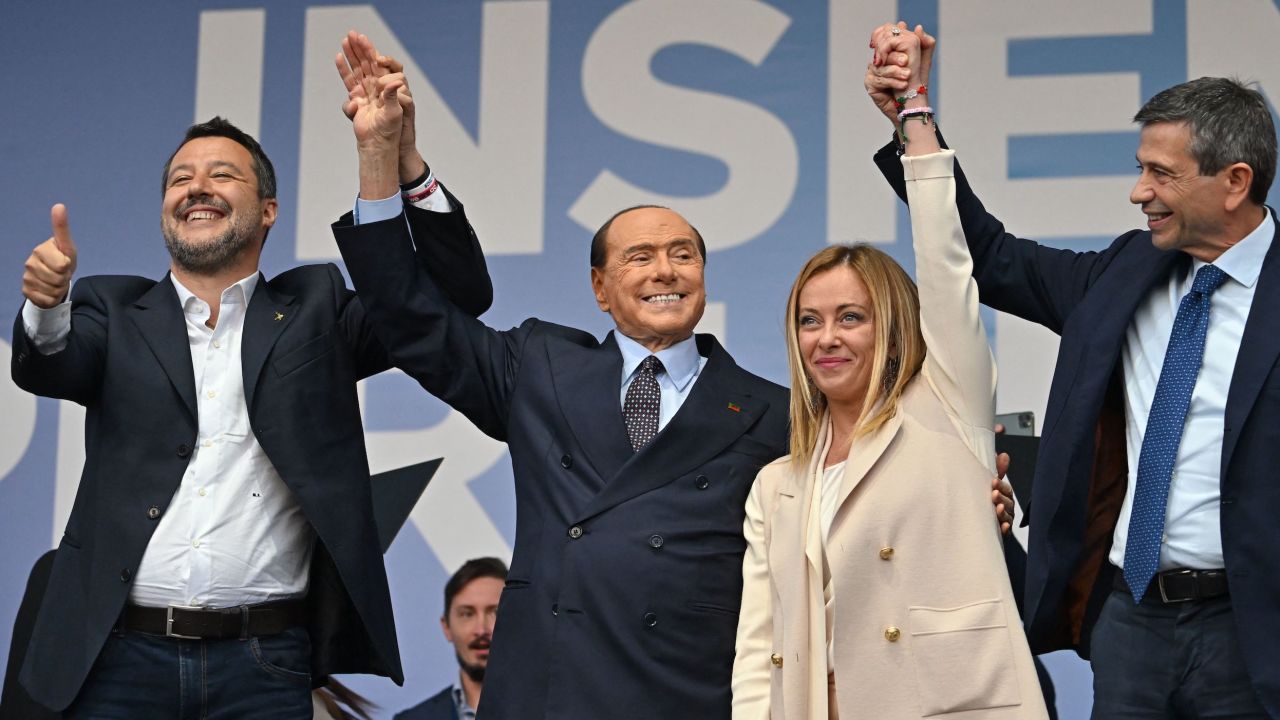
<box><xmin>576</xmin><ymin>335</ymin><xmax>768</xmax><ymax>521</ymax></box>
<box><xmin>127</xmin><ymin>275</ymin><xmax>198</xmax><ymax>421</ymax></box>
<box><xmin>550</xmin><ymin>332</ymin><xmax>633</xmax><ymax>483</ymax></box>
<box><xmin>830</xmin><ymin>407</ymin><xmax>902</xmax><ymax>534</ymax></box>
<box><xmin>1224</xmin><ymin>211</ymin><xmax>1280</xmax><ymax>474</ymax></box>
<box><xmin>801</xmin><ymin>418</ymin><xmax>830</xmax><ymax>580</ymax></box>
<box><xmin>1037</xmin><ymin>240</ymin><xmax>1182</xmax><ymax>525</ymax></box>
<box><xmin>241</xmin><ymin>275</ymin><xmax>296</xmax><ymax>413</ymax></box>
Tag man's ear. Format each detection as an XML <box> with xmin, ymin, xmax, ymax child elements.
<box><xmin>1222</xmin><ymin>162</ymin><xmax>1255</xmax><ymax>213</ymax></box>
<box><xmin>591</xmin><ymin>267</ymin><xmax>609</xmax><ymax>312</ymax></box>
<box><xmin>261</xmin><ymin>197</ymin><xmax>279</xmax><ymax>229</ymax></box>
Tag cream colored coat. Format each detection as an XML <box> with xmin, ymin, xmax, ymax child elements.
<box><xmin>732</xmin><ymin>151</ymin><xmax>1048</xmax><ymax>720</ymax></box>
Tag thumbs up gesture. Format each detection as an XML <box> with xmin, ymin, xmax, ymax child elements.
<box><xmin>23</xmin><ymin>204</ymin><xmax>78</xmax><ymax>308</ymax></box>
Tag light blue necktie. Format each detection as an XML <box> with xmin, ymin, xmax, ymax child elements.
<box><xmin>1123</xmin><ymin>264</ymin><xmax>1227</xmax><ymax>603</ymax></box>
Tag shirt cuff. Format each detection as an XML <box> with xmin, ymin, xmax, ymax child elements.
<box><xmin>22</xmin><ymin>297</ymin><xmax>72</xmax><ymax>354</ymax></box>
<box><xmin>353</xmin><ymin>192</ymin><xmax>404</xmax><ymax>225</ymax></box>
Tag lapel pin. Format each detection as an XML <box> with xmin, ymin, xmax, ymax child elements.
<box><xmin>274</xmin><ymin>311</ymin><xmax>285</xmax><ymax>322</ymax></box>
<box><xmin>727</xmin><ymin>402</ymin><xmax>742</xmax><ymax>413</ymax></box>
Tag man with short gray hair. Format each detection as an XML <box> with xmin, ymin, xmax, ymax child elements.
<box><xmin>871</xmin><ymin>25</ymin><xmax>1279</xmax><ymax>718</ymax></box>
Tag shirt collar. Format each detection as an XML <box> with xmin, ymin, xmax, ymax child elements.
<box><xmin>1194</xmin><ymin>208</ymin><xmax>1274</xmax><ymax>289</ymax></box>
<box><xmin>615</xmin><ymin>331</ymin><xmax>701</xmax><ymax>392</ymax></box>
<box><xmin>170</xmin><ymin>272</ymin><xmax>261</xmax><ymax>315</ymax></box>
<box><xmin>451</xmin><ymin>681</ymin><xmax>477</xmax><ymax>716</ymax></box>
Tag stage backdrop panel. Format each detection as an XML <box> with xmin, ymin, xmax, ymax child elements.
<box><xmin>3</xmin><ymin>1</ymin><xmax>1277</xmax><ymax>717</ymax></box>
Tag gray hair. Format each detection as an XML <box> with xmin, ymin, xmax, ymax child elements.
<box><xmin>1134</xmin><ymin>76</ymin><xmax>1276</xmax><ymax>205</ymax></box>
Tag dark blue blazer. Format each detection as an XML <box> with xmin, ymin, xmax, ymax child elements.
<box><xmin>394</xmin><ymin>686</ymin><xmax>457</xmax><ymax>720</ymax></box>
<box><xmin>877</xmin><ymin>141</ymin><xmax>1280</xmax><ymax>716</ymax></box>
<box><xmin>333</xmin><ymin>199</ymin><xmax>789</xmax><ymax>720</ymax></box>
<box><xmin>9</xmin><ymin>206</ymin><xmax>492</xmax><ymax>711</ymax></box>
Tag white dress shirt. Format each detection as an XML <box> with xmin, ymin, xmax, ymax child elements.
<box><xmin>18</xmin><ymin>175</ymin><xmax>458</xmax><ymax>607</ymax></box>
<box><xmin>1110</xmin><ymin>211</ymin><xmax>1274</xmax><ymax>571</ymax></box>
<box><xmin>24</xmin><ymin>273</ymin><xmax>314</xmax><ymax>608</ymax></box>
<box><xmin>615</xmin><ymin>332</ymin><xmax>707</xmax><ymax>432</ymax></box>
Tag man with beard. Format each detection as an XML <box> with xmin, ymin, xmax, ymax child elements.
<box><xmin>395</xmin><ymin>558</ymin><xmax>506</xmax><ymax>720</ymax></box>
<box><xmin>10</xmin><ymin>112</ymin><xmax>492</xmax><ymax>718</ymax></box>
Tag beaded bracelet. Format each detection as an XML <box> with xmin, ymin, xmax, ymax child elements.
<box><xmin>894</xmin><ymin>85</ymin><xmax>928</xmax><ymax>109</ymax></box>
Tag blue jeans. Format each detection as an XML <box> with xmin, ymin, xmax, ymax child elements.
<box><xmin>1090</xmin><ymin>589</ymin><xmax>1267</xmax><ymax>719</ymax></box>
<box><xmin>64</xmin><ymin>626</ymin><xmax>313</xmax><ymax>719</ymax></box>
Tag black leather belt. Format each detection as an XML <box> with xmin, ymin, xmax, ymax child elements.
<box><xmin>1114</xmin><ymin>568</ymin><xmax>1229</xmax><ymax>604</ymax></box>
<box><xmin>120</xmin><ymin>600</ymin><xmax>306</xmax><ymax>640</ymax></box>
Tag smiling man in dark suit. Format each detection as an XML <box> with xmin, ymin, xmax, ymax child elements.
<box><xmin>11</xmin><ymin>109</ymin><xmax>491</xmax><ymax>718</ymax></box>
<box><xmin>330</xmin><ymin>43</ymin><xmax>790</xmax><ymax>720</ymax></box>
<box><xmin>870</xmin><ymin>23</ymin><xmax>1279</xmax><ymax>718</ymax></box>
<box><xmin>330</xmin><ymin>30</ymin><xmax>1019</xmax><ymax>718</ymax></box>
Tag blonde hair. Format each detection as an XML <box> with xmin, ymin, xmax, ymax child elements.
<box><xmin>785</xmin><ymin>244</ymin><xmax>926</xmax><ymax>466</ymax></box>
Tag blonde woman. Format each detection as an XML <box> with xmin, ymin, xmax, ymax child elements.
<box><xmin>730</xmin><ymin>25</ymin><xmax>1048</xmax><ymax>720</ymax></box>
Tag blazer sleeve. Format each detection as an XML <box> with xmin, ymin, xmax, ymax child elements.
<box><xmin>326</xmin><ymin>263</ymin><xmax>394</xmax><ymax>381</ymax></box>
<box><xmin>875</xmin><ymin>138</ymin><xmax>1105</xmax><ymax>336</ymax></box>
<box><xmin>403</xmin><ymin>185</ymin><xmax>493</xmax><ymax>318</ymax></box>
<box><xmin>332</xmin><ymin>211</ymin><xmax>525</xmax><ymax>442</ymax></box>
<box><xmin>903</xmin><ymin>150</ymin><xmax>997</xmax><ymax>473</ymax></box>
<box><xmin>11</xmin><ymin>279</ymin><xmax>109</xmax><ymax>405</ymax></box>
<box><xmin>732</xmin><ymin>473</ymin><xmax>773</xmax><ymax>720</ymax></box>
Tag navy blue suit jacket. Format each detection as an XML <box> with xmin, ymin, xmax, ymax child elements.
<box><xmin>394</xmin><ymin>686</ymin><xmax>457</xmax><ymax>720</ymax></box>
<box><xmin>333</xmin><ymin>198</ymin><xmax>789</xmax><ymax>720</ymax></box>
<box><xmin>10</xmin><ymin>206</ymin><xmax>491</xmax><ymax>711</ymax></box>
<box><xmin>877</xmin><ymin>140</ymin><xmax>1280</xmax><ymax>716</ymax></box>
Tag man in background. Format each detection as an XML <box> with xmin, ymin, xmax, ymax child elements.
<box><xmin>396</xmin><ymin>558</ymin><xmax>507</xmax><ymax>720</ymax></box>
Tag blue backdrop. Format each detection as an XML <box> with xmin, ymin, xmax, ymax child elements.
<box><xmin>3</xmin><ymin>1</ymin><xmax>1278</xmax><ymax>717</ymax></box>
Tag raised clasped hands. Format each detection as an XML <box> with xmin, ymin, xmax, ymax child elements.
<box><xmin>336</xmin><ymin>30</ymin><xmax>427</xmax><ymax>183</ymax></box>
<box><xmin>336</xmin><ymin>33</ymin><xmax>404</xmax><ymax>153</ymax></box>
<box><xmin>863</xmin><ymin>22</ymin><xmax>935</xmax><ymax>126</ymax></box>
<box><xmin>23</xmin><ymin>203</ymin><xmax>78</xmax><ymax>309</ymax></box>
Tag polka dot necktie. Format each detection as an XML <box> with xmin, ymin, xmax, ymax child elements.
<box><xmin>1123</xmin><ymin>264</ymin><xmax>1227</xmax><ymax>603</ymax></box>
<box><xmin>624</xmin><ymin>355</ymin><xmax>664</xmax><ymax>452</ymax></box>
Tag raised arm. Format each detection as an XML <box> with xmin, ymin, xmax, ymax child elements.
<box><xmin>334</xmin><ymin>51</ymin><xmax>522</xmax><ymax>440</ymax></box>
<box><xmin>336</xmin><ymin>31</ymin><xmax>493</xmax><ymax>317</ymax></box>
<box><xmin>873</xmin><ymin>25</ymin><xmax>996</xmax><ymax>468</ymax></box>
<box><xmin>12</xmin><ymin>204</ymin><xmax>106</xmax><ymax>405</ymax></box>
<box><xmin>866</xmin><ymin>27</ymin><xmax>1101</xmax><ymax>336</ymax></box>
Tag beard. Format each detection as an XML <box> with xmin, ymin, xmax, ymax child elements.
<box><xmin>162</xmin><ymin>196</ymin><xmax>260</xmax><ymax>275</ymax></box>
<box><xmin>456</xmin><ymin>652</ymin><xmax>486</xmax><ymax>683</ymax></box>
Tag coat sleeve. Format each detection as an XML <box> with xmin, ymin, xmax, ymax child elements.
<box><xmin>732</xmin><ymin>473</ymin><xmax>773</xmax><ymax>720</ymax></box>
<box><xmin>321</xmin><ymin>263</ymin><xmax>394</xmax><ymax>381</ymax></box>
<box><xmin>11</xmin><ymin>279</ymin><xmax>109</xmax><ymax>405</ymax></box>
<box><xmin>403</xmin><ymin>185</ymin><xmax>493</xmax><ymax>318</ymax></box>
<box><xmin>875</xmin><ymin>138</ymin><xmax>1106</xmax><ymax>336</ymax></box>
<box><xmin>333</xmin><ymin>211</ymin><xmax>527</xmax><ymax>442</ymax></box>
<box><xmin>903</xmin><ymin>150</ymin><xmax>997</xmax><ymax>472</ymax></box>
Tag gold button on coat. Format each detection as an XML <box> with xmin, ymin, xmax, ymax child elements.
<box><xmin>884</xmin><ymin>627</ymin><xmax>901</xmax><ymax>642</ymax></box>
<box><xmin>879</xmin><ymin>547</ymin><xmax>894</xmax><ymax>560</ymax></box>
<box><xmin>770</xmin><ymin>653</ymin><xmax>783</xmax><ymax>668</ymax></box>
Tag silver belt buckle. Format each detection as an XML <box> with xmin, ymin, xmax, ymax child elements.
<box><xmin>166</xmin><ymin>604</ymin><xmax>205</xmax><ymax>639</ymax></box>
<box><xmin>1157</xmin><ymin>569</ymin><xmax>1194</xmax><ymax>604</ymax></box>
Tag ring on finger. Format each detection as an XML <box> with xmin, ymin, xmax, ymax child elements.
<box><xmin>891</xmin><ymin>26</ymin><xmax>901</xmax><ymax>36</ymax></box>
